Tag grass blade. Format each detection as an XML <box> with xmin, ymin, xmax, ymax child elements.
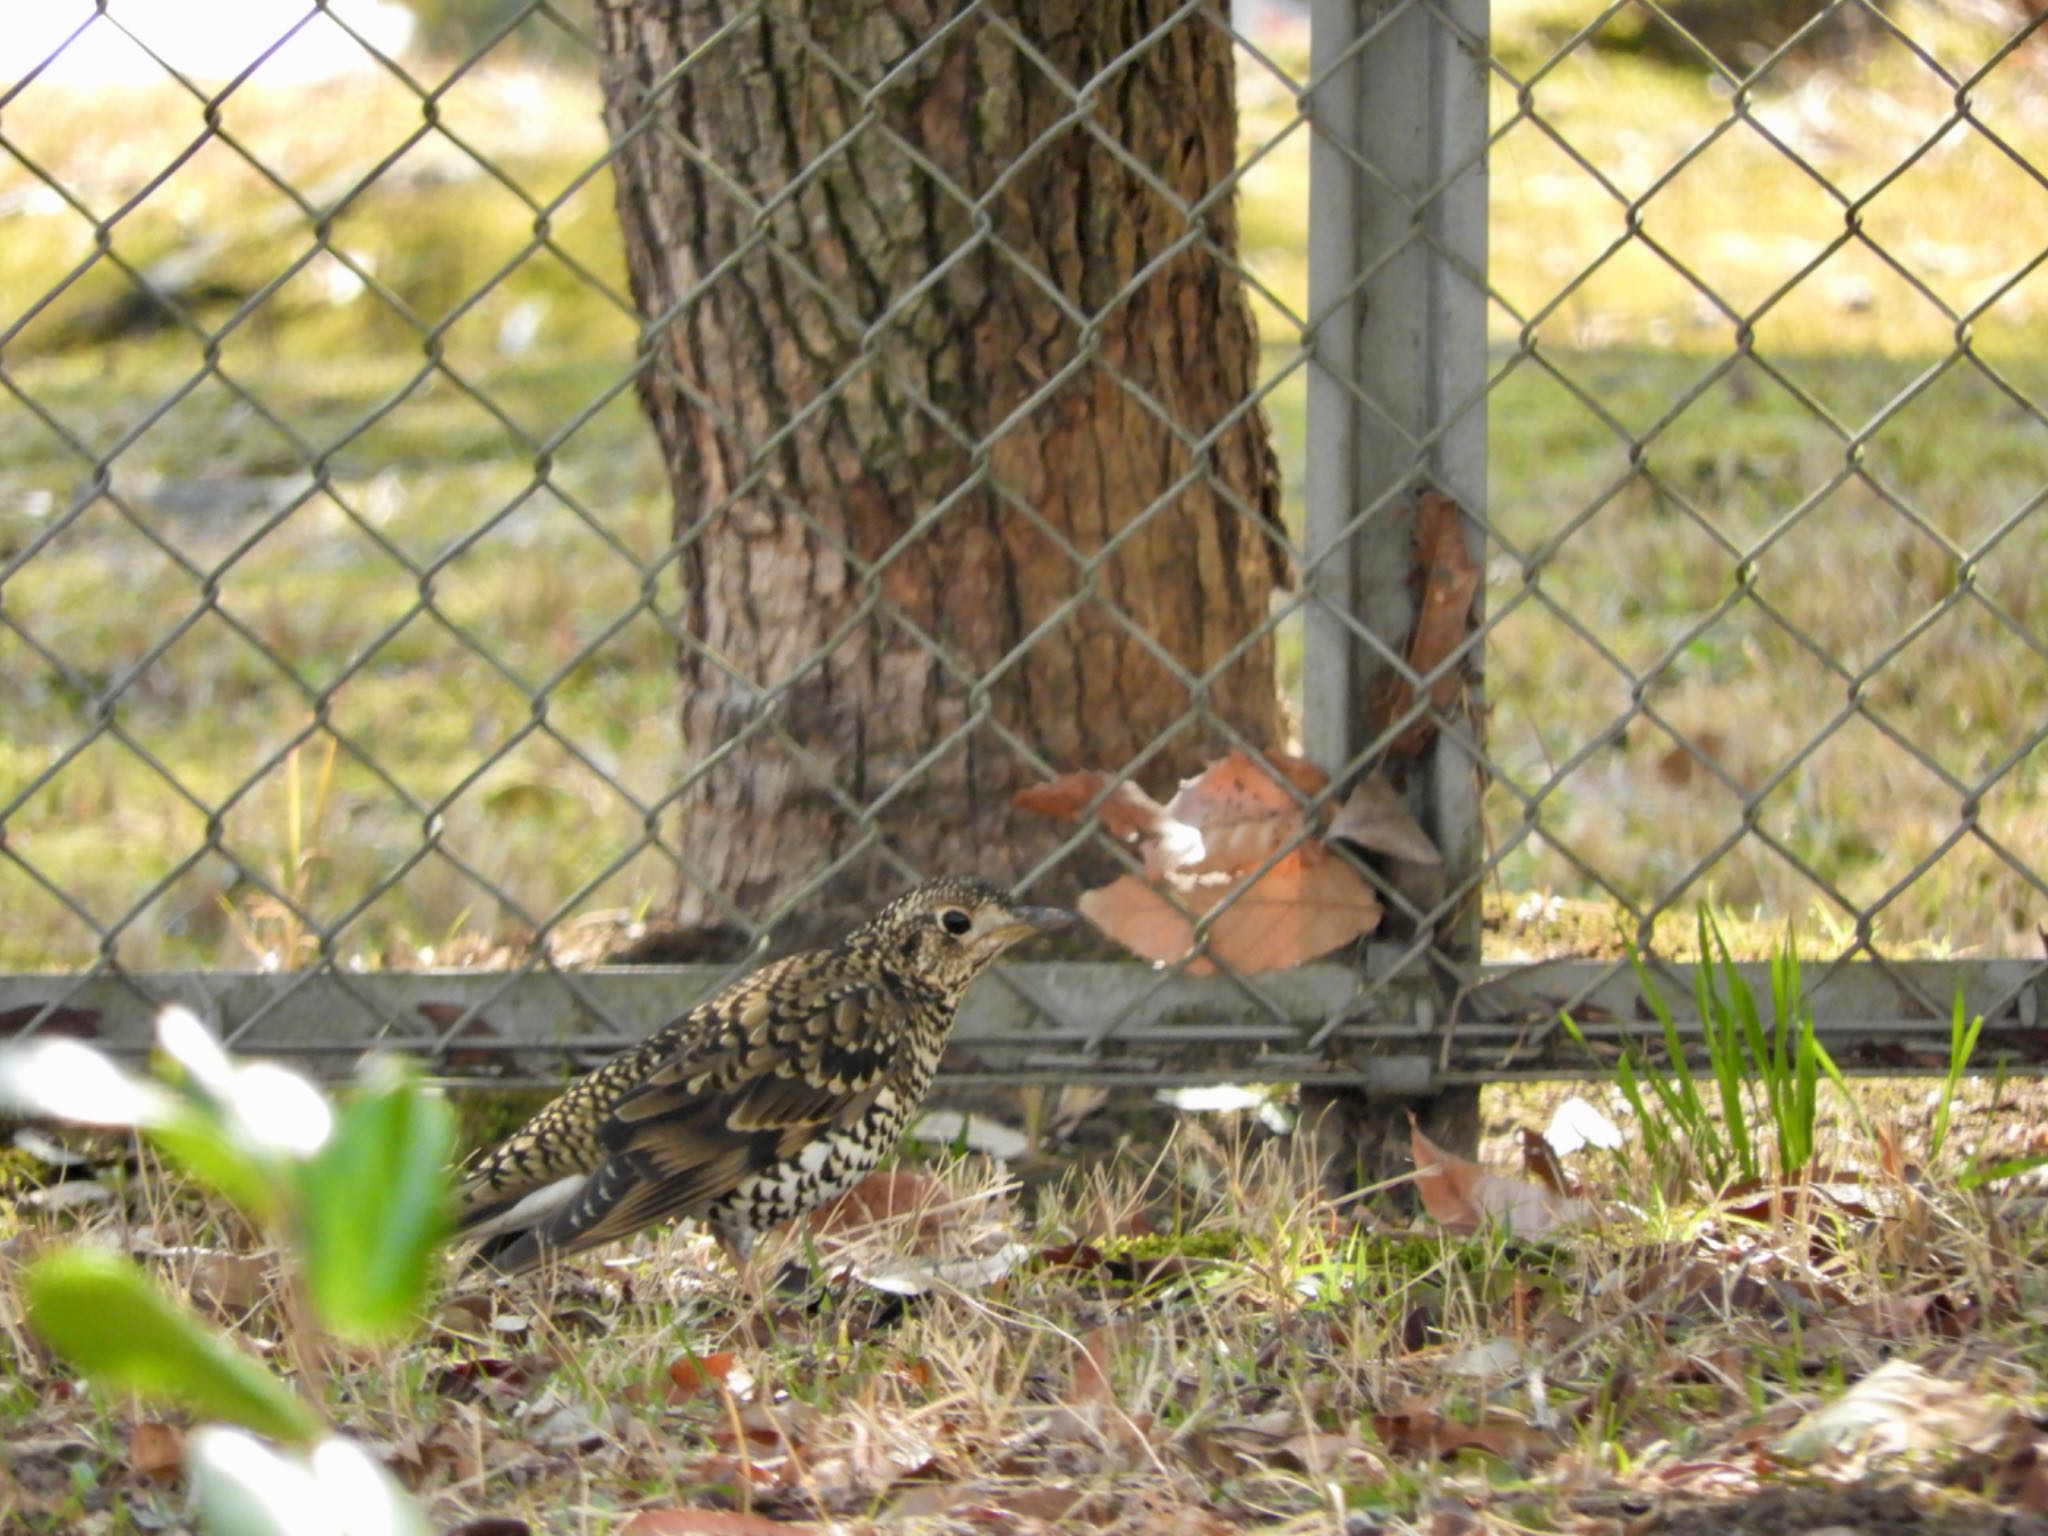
<box><xmin>1697</xmin><ymin>911</ymin><xmax>1752</xmax><ymax>1185</ymax></box>
<box><xmin>1929</xmin><ymin>987</ymin><xmax>1984</xmax><ymax>1165</ymax></box>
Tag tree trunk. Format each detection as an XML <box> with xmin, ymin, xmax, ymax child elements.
<box><xmin>594</xmin><ymin>0</ymin><xmax>1285</xmax><ymax>937</ymax></box>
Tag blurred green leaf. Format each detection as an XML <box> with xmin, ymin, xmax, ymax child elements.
<box><xmin>24</xmin><ymin>1248</ymin><xmax>318</xmax><ymax>1445</ymax></box>
<box><xmin>295</xmin><ymin>1058</ymin><xmax>455</xmax><ymax>1342</ymax></box>
<box><xmin>150</xmin><ymin>1100</ymin><xmax>287</xmax><ymax>1221</ymax></box>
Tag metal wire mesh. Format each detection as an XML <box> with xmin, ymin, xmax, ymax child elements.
<box><xmin>1</xmin><ymin>0</ymin><xmax>2044</xmax><ymax>1083</ymax></box>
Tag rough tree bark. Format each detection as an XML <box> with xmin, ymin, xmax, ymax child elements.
<box><xmin>594</xmin><ymin>0</ymin><xmax>1286</xmax><ymax>935</ymax></box>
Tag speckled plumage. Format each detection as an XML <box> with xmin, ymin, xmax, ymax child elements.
<box><xmin>455</xmin><ymin>877</ymin><xmax>1070</xmax><ymax>1275</ymax></box>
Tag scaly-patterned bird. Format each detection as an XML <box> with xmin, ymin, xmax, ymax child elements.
<box><xmin>454</xmin><ymin>877</ymin><xmax>1071</xmax><ymax>1275</ymax></box>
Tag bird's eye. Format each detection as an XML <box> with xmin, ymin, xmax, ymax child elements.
<box><xmin>940</xmin><ymin>908</ymin><xmax>973</xmax><ymax>936</ymax></box>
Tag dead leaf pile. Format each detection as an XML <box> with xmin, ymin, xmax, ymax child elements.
<box><xmin>1016</xmin><ymin>750</ymin><xmax>1441</xmax><ymax>974</ymax></box>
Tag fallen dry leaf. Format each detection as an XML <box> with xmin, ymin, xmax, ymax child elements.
<box><xmin>1052</xmin><ymin>1323</ymin><xmax>1159</xmax><ymax>1456</ymax></box>
<box><xmin>128</xmin><ymin>1420</ymin><xmax>184</xmax><ymax>1482</ymax></box>
<box><xmin>1080</xmin><ymin>847</ymin><xmax>1380</xmax><ymax>976</ymax></box>
<box><xmin>1022</xmin><ymin>748</ymin><xmax>1384</xmax><ymax>974</ymax></box>
<box><xmin>621</xmin><ymin>1515</ymin><xmax>826</xmax><ymax>1536</ymax></box>
<box><xmin>995</xmin><ymin>1485</ymin><xmax>1095</xmax><ymax>1523</ymax></box>
<box><xmin>799</xmin><ymin>1421</ymin><xmax>938</xmax><ymax>1511</ymax></box>
<box><xmin>430</xmin><ymin>1292</ymin><xmax>496</xmax><ymax>1342</ymax></box>
<box><xmin>425</xmin><ymin>1355</ymin><xmax>548</xmax><ymax>1405</ymax></box>
<box><xmin>1326</xmin><ymin>772</ymin><xmax>1442</xmax><ymax>865</ymax></box>
<box><xmin>1070</xmin><ymin>1324</ymin><xmax>1127</xmax><ymax>1404</ymax></box>
<box><xmin>855</xmin><ymin>1242</ymin><xmax>1029</xmax><ymax>1296</ymax></box>
<box><xmin>184</xmin><ymin>1250</ymin><xmax>270</xmax><ymax>1321</ymax></box>
<box><xmin>678</xmin><ymin>1452</ymin><xmax>800</xmax><ymax>1498</ymax></box>
<box><xmin>1519</xmin><ymin>1130</ymin><xmax>1571</xmax><ymax>1197</ymax></box>
<box><xmin>1371</xmin><ymin>1400</ymin><xmax>1552</xmax><ymax>1464</ymax></box>
<box><xmin>1842</xmin><ymin>1293</ymin><xmax>1940</xmax><ymax>1338</ymax></box>
<box><xmin>665</xmin><ymin>1350</ymin><xmax>741</xmax><ymax>1400</ymax></box>
<box><xmin>710</xmin><ymin>1396</ymin><xmax>816</xmax><ymax>1451</ymax></box>
<box><xmin>808</xmin><ymin>1169</ymin><xmax>950</xmax><ymax>1245</ymax></box>
<box><xmin>885</xmin><ymin>1483</ymin><xmax>970</xmax><ymax>1521</ymax></box>
<box><xmin>1017</xmin><ymin>752</ymin><xmax>1324</xmax><ymax>880</ymax></box>
<box><xmin>1411</xmin><ymin>1116</ymin><xmax>1593</xmax><ymax>1239</ymax></box>
<box><xmin>1198</xmin><ymin>1409</ymin><xmax>1376</xmax><ymax>1477</ymax></box>
<box><xmin>1993</xmin><ymin>1436</ymin><xmax>2048</xmax><ymax>1515</ymax></box>
<box><xmin>1774</xmin><ymin>1359</ymin><xmax>2015</xmax><ymax>1463</ymax></box>
<box><xmin>1719</xmin><ymin>1173</ymin><xmax>1882</xmax><ymax>1228</ymax></box>
<box><xmin>1155</xmin><ymin>749</ymin><xmax>1326</xmax><ymax>876</ymax></box>
<box><xmin>407</xmin><ymin>1422</ymin><xmax>485</xmax><ymax>1487</ymax></box>
<box><xmin>1011</xmin><ymin>771</ymin><xmax>1172</xmax><ymax>846</ymax></box>
<box><xmin>1443</xmin><ymin>1337</ymin><xmax>1524</xmax><ymax>1379</ymax></box>
<box><xmin>1076</xmin><ymin>876</ymin><xmax>1204</xmax><ymax>971</ymax></box>
<box><xmin>1383</xmin><ymin>491</ymin><xmax>1480</xmax><ymax>758</ymax></box>
<box><xmin>1197</xmin><ymin>849</ymin><xmax>1380</xmax><ymax>972</ymax></box>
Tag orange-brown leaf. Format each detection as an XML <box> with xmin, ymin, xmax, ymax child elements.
<box><xmin>1200</xmin><ymin>848</ymin><xmax>1380</xmax><ymax>974</ymax></box>
<box><xmin>1012</xmin><ymin>772</ymin><xmax>1170</xmax><ymax>844</ymax></box>
<box><xmin>1070</xmin><ymin>1324</ymin><xmax>1128</xmax><ymax>1404</ymax></box>
<box><xmin>1079</xmin><ymin>876</ymin><xmax>1208</xmax><ymax>975</ymax></box>
<box><xmin>1080</xmin><ymin>850</ymin><xmax>1380</xmax><ymax>976</ymax></box>
<box><xmin>1519</xmin><ymin>1130</ymin><xmax>1570</xmax><ymax>1197</ymax></box>
<box><xmin>1387</xmin><ymin>491</ymin><xmax>1480</xmax><ymax>757</ymax></box>
<box><xmin>187</xmin><ymin>1251</ymin><xmax>268</xmax><ymax>1321</ymax></box>
<box><xmin>808</xmin><ymin>1169</ymin><xmax>950</xmax><ymax>1244</ymax></box>
<box><xmin>1159</xmin><ymin>749</ymin><xmax>1322</xmax><ymax>876</ymax></box>
<box><xmin>665</xmin><ymin>1350</ymin><xmax>738</xmax><ymax>1399</ymax></box>
<box><xmin>1410</xmin><ymin>492</ymin><xmax>1480</xmax><ymax>696</ymax></box>
<box><xmin>128</xmin><ymin>1420</ymin><xmax>184</xmax><ymax>1482</ymax></box>
<box><xmin>1372</xmin><ymin>1406</ymin><xmax>1551</xmax><ymax>1464</ymax></box>
<box><xmin>1412</xmin><ymin>1115</ymin><xmax>1590</xmax><ymax>1238</ymax></box>
<box><xmin>622</xmin><ymin>1515</ymin><xmax>825</xmax><ymax>1536</ymax></box>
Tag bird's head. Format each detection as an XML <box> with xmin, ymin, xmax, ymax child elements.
<box><xmin>859</xmin><ymin>876</ymin><xmax>1074</xmax><ymax>995</ymax></box>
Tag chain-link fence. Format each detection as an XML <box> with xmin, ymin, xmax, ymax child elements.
<box><xmin>2</xmin><ymin>0</ymin><xmax>2044</xmax><ymax>1089</ymax></box>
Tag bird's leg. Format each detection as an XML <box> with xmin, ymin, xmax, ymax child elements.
<box><xmin>713</xmin><ymin>1224</ymin><xmax>767</xmax><ymax>1312</ymax></box>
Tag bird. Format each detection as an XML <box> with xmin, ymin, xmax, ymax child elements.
<box><xmin>453</xmin><ymin>877</ymin><xmax>1072</xmax><ymax>1276</ymax></box>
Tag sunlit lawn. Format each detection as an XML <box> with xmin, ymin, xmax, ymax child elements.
<box><xmin>1</xmin><ymin>0</ymin><xmax>2043</xmax><ymax>969</ymax></box>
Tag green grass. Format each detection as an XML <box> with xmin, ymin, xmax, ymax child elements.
<box><xmin>1</xmin><ymin>2</ymin><xmax>2044</xmax><ymax>969</ymax></box>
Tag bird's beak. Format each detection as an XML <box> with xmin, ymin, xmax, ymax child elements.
<box><xmin>988</xmin><ymin>905</ymin><xmax>1076</xmax><ymax>947</ymax></box>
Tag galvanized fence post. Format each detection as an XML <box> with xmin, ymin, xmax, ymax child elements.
<box><xmin>1298</xmin><ymin>0</ymin><xmax>1492</xmax><ymax>1177</ymax></box>
<box><xmin>1305</xmin><ymin>0</ymin><xmax>1491</xmax><ymax>967</ymax></box>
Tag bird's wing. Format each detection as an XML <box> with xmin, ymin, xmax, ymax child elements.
<box><xmin>453</xmin><ymin>952</ymin><xmax>831</xmax><ymax>1231</ymax></box>
<box><xmin>462</xmin><ymin>955</ymin><xmax>909</xmax><ymax>1266</ymax></box>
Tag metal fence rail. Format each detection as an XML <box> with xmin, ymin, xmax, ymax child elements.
<box><xmin>2</xmin><ymin>0</ymin><xmax>2044</xmax><ymax>1087</ymax></box>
